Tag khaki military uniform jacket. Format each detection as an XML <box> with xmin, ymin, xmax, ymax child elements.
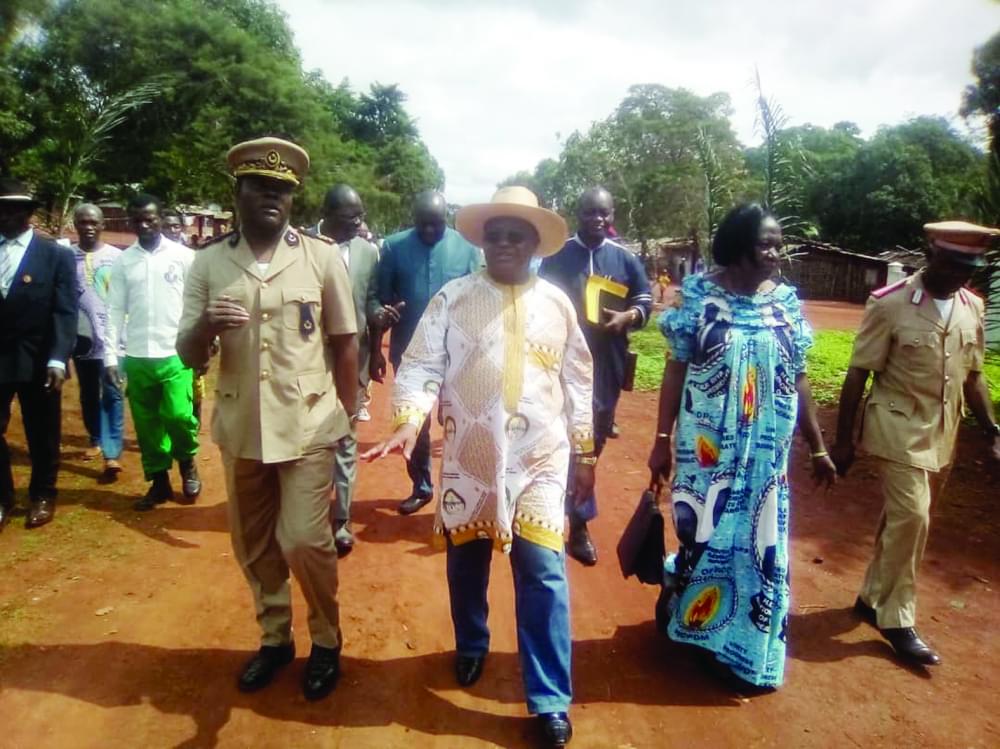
<box><xmin>178</xmin><ymin>228</ymin><xmax>357</xmax><ymax>463</ymax></box>
<box><xmin>851</xmin><ymin>271</ymin><xmax>985</xmax><ymax>471</ymax></box>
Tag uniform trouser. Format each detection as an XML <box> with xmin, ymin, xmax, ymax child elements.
<box><xmin>74</xmin><ymin>358</ymin><xmax>124</xmax><ymax>460</ymax></box>
<box><xmin>122</xmin><ymin>356</ymin><xmax>199</xmax><ymax>480</ymax></box>
<box><xmin>223</xmin><ymin>446</ymin><xmax>342</xmax><ymax>650</ymax></box>
<box><xmin>859</xmin><ymin>458</ymin><xmax>951</xmax><ymax>629</ymax></box>
<box><xmin>332</xmin><ymin>430</ymin><xmax>356</xmax><ymax>522</ymax></box>
<box><xmin>0</xmin><ymin>381</ymin><xmax>61</xmax><ymax>504</ymax></box>
<box><xmin>447</xmin><ymin>536</ymin><xmax>572</xmax><ymax>715</ymax></box>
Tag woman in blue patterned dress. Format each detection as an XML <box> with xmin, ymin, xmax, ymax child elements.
<box><xmin>647</xmin><ymin>204</ymin><xmax>836</xmax><ymax>688</ymax></box>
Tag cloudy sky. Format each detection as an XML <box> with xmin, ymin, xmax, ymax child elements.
<box><xmin>283</xmin><ymin>0</ymin><xmax>999</xmax><ymax>204</ymax></box>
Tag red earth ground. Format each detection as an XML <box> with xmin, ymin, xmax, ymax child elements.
<box><xmin>0</xmin><ymin>301</ymin><xmax>996</xmax><ymax>749</ymax></box>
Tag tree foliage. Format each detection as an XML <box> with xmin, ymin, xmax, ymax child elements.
<box><xmin>502</xmin><ymin>84</ymin><xmax>745</xmax><ymax>250</ymax></box>
<box><xmin>1</xmin><ymin>0</ymin><xmax>442</xmax><ymax>232</ymax></box>
<box><xmin>505</xmin><ymin>88</ymin><xmax>986</xmax><ymax>255</ymax></box>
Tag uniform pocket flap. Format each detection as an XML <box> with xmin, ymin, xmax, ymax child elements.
<box><xmin>899</xmin><ymin>328</ymin><xmax>937</xmax><ymax>348</ymax></box>
<box><xmin>868</xmin><ymin>389</ymin><xmax>915</xmax><ymax>417</ymax></box>
<box><xmin>282</xmin><ymin>288</ymin><xmax>322</xmax><ymax>305</ymax></box>
<box><xmin>298</xmin><ymin>371</ymin><xmax>331</xmax><ymax>401</ymax></box>
<box><xmin>960</xmin><ymin>328</ymin><xmax>978</xmax><ymax>346</ymax></box>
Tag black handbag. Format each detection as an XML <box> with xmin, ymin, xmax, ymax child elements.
<box><xmin>616</xmin><ymin>480</ymin><xmax>666</xmax><ymax>585</ymax></box>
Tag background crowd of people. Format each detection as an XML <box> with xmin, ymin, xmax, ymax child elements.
<box><xmin>0</xmin><ymin>129</ymin><xmax>998</xmax><ymax>748</ymax></box>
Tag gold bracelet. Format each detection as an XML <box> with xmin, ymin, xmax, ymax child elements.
<box><xmin>811</xmin><ymin>450</ymin><xmax>829</xmax><ymax>458</ymax></box>
<box><xmin>575</xmin><ymin>455</ymin><xmax>597</xmax><ymax>466</ymax></box>
<box><xmin>655</xmin><ymin>432</ymin><xmax>671</xmax><ymax>440</ymax></box>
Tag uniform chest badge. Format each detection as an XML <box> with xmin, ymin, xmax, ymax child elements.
<box><xmin>285</xmin><ymin>230</ymin><xmax>299</xmax><ymax>246</ymax></box>
<box><xmin>298</xmin><ymin>301</ymin><xmax>316</xmax><ymax>337</ymax></box>
<box><xmin>910</xmin><ymin>289</ymin><xmax>923</xmax><ymax>305</ymax></box>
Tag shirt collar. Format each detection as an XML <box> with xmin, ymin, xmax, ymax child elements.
<box><xmin>572</xmin><ymin>233</ymin><xmax>605</xmax><ymax>252</ymax></box>
<box><xmin>1</xmin><ymin>227</ymin><xmax>34</xmax><ymax>248</ymax></box>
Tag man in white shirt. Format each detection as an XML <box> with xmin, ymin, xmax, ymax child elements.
<box><xmin>104</xmin><ymin>194</ymin><xmax>201</xmax><ymax>510</ymax></box>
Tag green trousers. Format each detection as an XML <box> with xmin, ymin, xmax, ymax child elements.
<box><xmin>123</xmin><ymin>355</ymin><xmax>199</xmax><ymax>479</ymax></box>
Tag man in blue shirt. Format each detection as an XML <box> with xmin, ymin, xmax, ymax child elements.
<box><xmin>372</xmin><ymin>190</ymin><xmax>482</xmax><ymax>514</ymax></box>
<box><xmin>540</xmin><ymin>187</ymin><xmax>652</xmax><ymax>565</ymax></box>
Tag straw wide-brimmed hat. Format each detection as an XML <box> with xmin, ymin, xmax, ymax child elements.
<box><xmin>456</xmin><ymin>186</ymin><xmax>568</xmax><ymax>257</ymax></box>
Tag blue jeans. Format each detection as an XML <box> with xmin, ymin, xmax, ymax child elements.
<box><xmin>407</xmin><ymin>413</ymin><xmax>433</xmax><ymax>498</ymax></box>
<box><xmin>446</xmin><ymin>536</ymin><xmax>572</xmax><ymax>714</ymax></box>
<box><xmin>74</xmin><ymin>358</ymin><xmax>124</xmax><ymax>460</ymax></box>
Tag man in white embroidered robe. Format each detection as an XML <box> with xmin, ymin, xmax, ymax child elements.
<box><xmin>363</xmin><ymin>187</ymin><xmax>594</xmax><ymax>748</ymax></box>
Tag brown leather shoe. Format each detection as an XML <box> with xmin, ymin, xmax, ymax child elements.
<box><xmin>26</xmin><ymin>498</ymin><xmax>55</xmax><ymax>529</ymax></box>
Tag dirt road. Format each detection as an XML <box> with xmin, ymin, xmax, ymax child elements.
<box><xmin>0</xmin><ymin>323</ymin><xmax>997</xmax><ymax>748</ymax></box>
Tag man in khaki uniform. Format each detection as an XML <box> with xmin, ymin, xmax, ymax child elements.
<box><xmin>177</xmin><ymin>137</ymin><xmax>358</xmax><ymax>701</ymax></box>
<box><xmin>832</xmin><ymin>220</ymin><xmax>1000</xmax><ymax>666</ymax></box>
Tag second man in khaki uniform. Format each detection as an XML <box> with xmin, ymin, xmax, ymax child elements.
<box><xmin>832</xmin><ymin>220</ymin><xmax>1000</xmax><ymax>667</ymax></box>
<box><xmin>177</xmin><ymin>137</ymin><xmax>358</xmax><ymax>701</ymax></box>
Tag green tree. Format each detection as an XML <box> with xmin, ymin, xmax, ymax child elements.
<box><xmin>502</xmin><ymin>84</ymin><xmax>745</xmax><ymax>249</ymax></box>
<box><xmin>813</xmin><ymin>118</ymin><xmax>984</xmax><ymax>250</ymax></box>
<box><xmin>2</xmin><ymin>0</ymin><xmax>442</xmax><ymax>230</ymax></box>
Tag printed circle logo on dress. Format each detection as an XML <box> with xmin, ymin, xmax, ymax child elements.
<box><xmin>679</xmin><ymin>577</ymin><xmax>737</xmax><ymax>632</ymax></box>
<box><xmin>424</xmin><ymin>380</ymin><xmax>440</xmax><ymax>395</ymax></box>
<box><xmin>442</xmin><ymin>489</ymin><xmax>466</xmax><ymax>515</ymax></box>
<box><xmin>695</xmin><ymin>433</ymin><xmax>720</xmax><ymax>468</ymax></box>
<box><xmin>444</xmin><ymin>417</ymin><xmax>456</xmax><ymax>442</ymax></box>
<box><xmin>505</xmin><ymin>414</ymin><xmax>529</xmax><ymax>441</ymax></box>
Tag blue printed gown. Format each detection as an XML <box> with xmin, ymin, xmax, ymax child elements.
<box><xmin>659</xmin><ymin>273</ymin><xmax>812</xmax><ymax>687</ymax></box>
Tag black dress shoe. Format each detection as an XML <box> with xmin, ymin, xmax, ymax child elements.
<box><xmin>854</xmin><ymin>597</ymin><xmax>877</xmax><ymax>627</ymax></box>
<box><xmin>26</xmin><ymin>498</ymin><xmax>55</xmax><ymax>529</ymax></box>
<box><xmin>455</xmin><ymin>654</ymin><xmax>486</xmax><ymax>686</ymax></box>
<box><xmin>334</xmin><ymin>520</ymin><xmax>355</xmax><ymax>558</ymax></box>
<box><xmin>302</xmin><ymin>644</ymin><xmax>340</xmax><ymax>701</ymax></box>
<box><xmin>880</xmin><ymin>627</ymin><xmax>941</xmax><ymax>666</ymax></box>
<box><xmin>0</xmin><ymin>503</ymin><xmax>11</xmax><ymax>532</ymax></box>
<box><xmin>566</xmin><ymin>522</ymin><xmax>597</xmax><ymax>566</ymax></box>
<box><xmin>178</xmin><ymin>459</ymin><xmax>202</xmax><ymax>502</ymax></box>
<box><xmin>397</xmin><ymin>493</ymin><xmax>432</xmax><ymax>515</ymax></box>
<box><xmin>538</xmin><ymin>712</ymin><xmax>573</xmax><ymax>747</ymax></box>
<box><xmin>135</xmin><ymin>472</ymin><xmax>174</xmax><ymax>511</ymax></box>
<box><xmin>238</xmin><ymin>643</ymin><xmax>295</xmax><ymax>693</ymax></box>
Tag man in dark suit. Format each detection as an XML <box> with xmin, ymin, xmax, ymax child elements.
<box><xmin>0</xmin><ymin>180</ymin><xmax>78</xmax><ymax>530</ymax></box>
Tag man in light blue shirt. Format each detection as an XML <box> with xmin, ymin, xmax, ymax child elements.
<box><xmin>372</xmin><ymin>191</ymin><xmax>482</xmax><ymax>515</ymax></box>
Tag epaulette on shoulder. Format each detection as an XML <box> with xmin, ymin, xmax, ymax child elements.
<box><xmin>959</xmin><ymin>286</ymin><xmax>984</xmax><ymax>307</ymax></box>
<box><xmin>962</xmin><ymin>285</ymin><xmax>984</xmax><ymax>300</ymax></box>
<box><xmin>299</xmin><ymin>227</ymin><xmax>335</xmax><ymax>245</ymax></box>
<box><xmin>202</xmin><ymin>230</ymin><xmax>238</xmax><ymax>248</ymax></box>
<box><xmin>870</xmin><ymin>278</ymin><xmax>907</xmax><ymax>299</ymax></box>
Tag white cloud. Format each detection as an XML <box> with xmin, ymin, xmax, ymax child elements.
<box><xmin>281</xmin><ymin>0</ymin><xmax>999</xmax><ymax>204</ymax></box>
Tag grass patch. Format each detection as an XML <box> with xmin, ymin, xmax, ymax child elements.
<box><xmin>631</xmin><ymin>318</ymin><xmax>1000</xmax><ymax>409</ymax></box>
